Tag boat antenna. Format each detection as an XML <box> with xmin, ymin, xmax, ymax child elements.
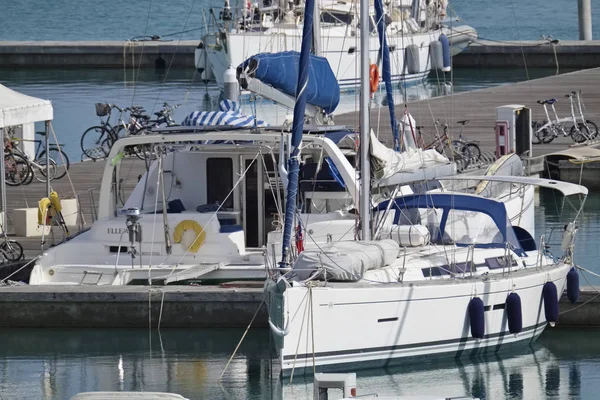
<box><xmin>278</xmin><ymin>0</ymin><xmax>316</xmax><ymax>266</ymax></box>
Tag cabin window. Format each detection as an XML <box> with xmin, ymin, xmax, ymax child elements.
<box><xmin>321</xmin><ymin>11</ymin><xmax>352</xmax><ymax>25</ymax></box>
<box><xmin>206</xmin><ymin>158</ymin><xmax>234</xmax><ymax>209</ymax></box>
<box><xmin>445</xmin><ymin>210</ymin><xmax>503</xmax><ymax>245</ymax></box>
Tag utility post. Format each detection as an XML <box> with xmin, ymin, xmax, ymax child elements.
<box><xmin>578</xmin><ymin>0</ymin><xmax>593</xmax><ymax>40</ymax></box>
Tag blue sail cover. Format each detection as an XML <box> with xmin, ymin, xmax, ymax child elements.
<box><xmin>240</xmin><ymin>51</ymin><xmax>340</xmax><ymax>114</ymax></box>
<box><xmin>374</xmin><ymin>0</ymin><xmax>400</xmax><ymax>151</ymax></box>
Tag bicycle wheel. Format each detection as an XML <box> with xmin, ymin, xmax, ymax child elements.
<box><xmin>570</xmin><ymin>123</ymin><xmax>592</xmax><ymax>143</ymax></box>
<box><xmin>537</xmin><ymin>127</ymin><xmax>555</xmax><ymax>144</ymax></box>
<box><xmin>584</xmin><ymin>120</ymin><xmax>598</xmax><ymax>139</ymax></box>
<box><xmin>4</xmin><ymin>153</ymin><xmax>31</xmax><ymax>186</ymax></box>
<box><xmin>134</xmin><ymin>143</ymin><xmax>156</xmax><ymax>161</ymax></box>
<box><xmin>447</xmin><ymin>142</ymin><xmax>471</xmax><ymax>171</ymax></box>
<box><xmin>0</xmin><ymin>239</ymin><xmax>23</xmax><ymax>262</ymax></box>
<box><xmin>531</xmin><ymin>121</ymin><xmax>542</xmax><ymax>144</ymax></box>
<box><xmin>32</xmin><ymin>158</ymin><xmax>57</xmax><ymax>183</ymax></box>
<box><xmin>38</xmin><ymin>148</ymin><xmax>70</xmax><ymax>180</ymax></box>
<box><xmin>466</xmin><ymin>142</ymin><xmax>481</xmax><ymax>162</ymax></box>
<box><xmin>81</xmin><ymin>126</ymin><xmax>113</xmax><ymax>160</ymax></box>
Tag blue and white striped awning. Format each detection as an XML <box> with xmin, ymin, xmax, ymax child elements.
<box><xmin>182</xmin><ymin>100</ymin><xmax>269</xmax><ymax>128</ymax></box>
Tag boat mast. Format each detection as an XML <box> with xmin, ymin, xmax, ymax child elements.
<box><xmin>278</xmin><ymin>0</ymin><xmax>316</xmax><ymax>266</ymax></box>
<box><xmin>312</xmin><ymin>0</ymin><xmax>321</xmax><ymax>56</ymax></box>
<box><xmin>359</xmin><ymin>0</ymin><xmax>371</xmax><ymax>240</ymax></box>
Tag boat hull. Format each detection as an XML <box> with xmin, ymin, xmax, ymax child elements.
<box><xmin>269</xmin><ymin>263</ymin><xmax>570</xmax><ymax>376</ymax></box>
<box><xmin>204</xmin><ymin>25</ymin><xmax>476</xmax><ymax>89</ymax></box>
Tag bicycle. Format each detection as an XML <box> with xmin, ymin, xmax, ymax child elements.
<box><xmin>567</xmin><ymin>90</ymin><xmax>598</xmax><ymax>143</ymax></box>
<box><xmin>24</xmin><ymin>131</ymin><xmax>70</xmax><ymax>180</ymax></box>
<box><xmin>533</xmin><ymin>96</ymin><xmax>594</xmax><ymax>144</ymax></box>
<box><xmin>107</xmin><ymin>102</ymin><xmax>180</xmax><ymax>160</ymax></box>
<box><xmin>81</xmin><ymin>102</ymin><xmax>179</xmax><ymax>161</ymax></box>
<box><xmin>3</xmin><ymin>148</ymin><xmax>30</xmax><ymax>186</ymax></box>
<box><xmin>416</xmin><ymin>120</ymin><xmax>472</xmax><ymax>171</ymax></box>
<box><xmin>455</xmin><ymin>120</ymin><xmax>481</xmax><ymax>162</ymax></box>
<box><xmin>0</xmin><ymin>223</ymin><xmax>23</xmax><ymax>263</ymax></box>
<box><xmin>4</xmin><ymin>135</ymin><xmax>57</xmax><ymax>185</ymax></box>
<box><xmin>80</xmin><ymin>103</ymin><xmax>126</xmax><ymax>161</ymax></box>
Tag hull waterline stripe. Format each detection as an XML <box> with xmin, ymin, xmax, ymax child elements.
<box><xmin>282</xmin><ymin>321</ymin><xmax>547</xmax><ymax>361</ymax></box>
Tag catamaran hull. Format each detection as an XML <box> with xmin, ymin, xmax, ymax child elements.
<box><xmin>269</xmin><ymin>263</ymin><xmax>570</xmax><ymax>376</ymax></box>
<box><xmin>204</xmin><ymin>25</ymin><xmax>476</xmax><ymax>89</ymax></box>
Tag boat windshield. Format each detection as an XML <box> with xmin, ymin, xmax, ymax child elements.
<box><xmin>379</xmin><ymin>193</ymin><xmax>524</xmax><ymax>253</ymax></box>
<box><xmin>444</xmin><ymin>209</ymin><xmax>503</xmax><ymax>245</ymax></box>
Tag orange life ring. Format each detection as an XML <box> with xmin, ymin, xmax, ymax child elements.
<box><xmin>369</xmin><ymin>64</ymin><xmax>379</xmax><ymax>97</ymax></box>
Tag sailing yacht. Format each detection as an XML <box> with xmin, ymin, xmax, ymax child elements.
<box><xmin>195</xmin><ymin>0</ymin><xmax>477</xmax><ymax>88</ymax></box>
<box><xmin>263</xmin><ymin>0</ymin><xmax>585</xmax><ymax>377</ymax></box>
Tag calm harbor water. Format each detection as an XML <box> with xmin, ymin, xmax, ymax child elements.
<box><xmin>0</xmin><ymin>327</ymin><xmax>599</xmax><ymax>399</ymax></box>
<box><xmin>2</xmin><ymin>0</ymin><xmax>598</xmax><ymax>41</ymax></box>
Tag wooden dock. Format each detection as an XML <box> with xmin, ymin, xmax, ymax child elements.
<box><xmin>337</xmin><ymin>66</ymin><xmax>600</xmax><ymax>186</ymax></box>
<box><xmin>338</xmin><ymin>66</ymin><xmax>600</xmax><ymax>158</ymax></box>
<box><xmin>5</xmin><ymin>67</ymin><xmax>600</xmax><ymax>261</ymax></box>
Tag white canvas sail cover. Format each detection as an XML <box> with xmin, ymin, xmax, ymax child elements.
<box><xmin>292</xmin><ymin>239</ymin><xmax>400</xmax><ymax>281</ymax></box>
<box><xmin>369</xmin><ymin>130</ymin><xmax>449</xmax><ymax>181</ymax></box>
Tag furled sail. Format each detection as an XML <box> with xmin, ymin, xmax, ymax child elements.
<box><xmin>369</xmin><ymin>130</ymin><xmax>450</xmax><ymax>180</ymax></box>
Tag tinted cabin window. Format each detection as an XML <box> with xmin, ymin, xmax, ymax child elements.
<box><xmin>207</xmin><ymin>158</ymin><xmax>233</xmax><ymax>209</ymax></box>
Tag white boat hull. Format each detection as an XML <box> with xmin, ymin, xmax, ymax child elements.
<box><xmin>204</xmin><ymin>25</ymin><xmax>477</xmax><ymax>89</ymax></box>
<box><xmin>270</xmin><ymin>263</ymin><xmax>570</xmax><ymax>375</ymax></box>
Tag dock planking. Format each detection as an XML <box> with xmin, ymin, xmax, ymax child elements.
<box><xmin>6</xmin><ymin>67</ymin><xmax>600</xmax><ymax>259</ymax></box>
<box><xmin>337</xmin><ymin>66</ymin><xmax>600</xmax><ymax>159</ymax></box>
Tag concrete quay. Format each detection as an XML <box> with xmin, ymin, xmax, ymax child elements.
<box><xmin>0</xmin><ymin>284</ymin><xmax>267</xmax><ymax>328</ymax></box>
<box><xmin>0</xmin><ymin>40</ymin><xmax>199</xmax><ymax>69</ymax></box>
<box><xmin>0</xmin><ymin>283</ymin><xmax>595</xmax><ymax>328</ymax></box>
<box><xmin>454</xmin><ymin>39</ymin><xmax>600</xmax><ymax>69</ymax></box>
<box><xmin>1</xmin><ymin>40</ymin><xmax>600</xmax><ymax>69</ymax></box>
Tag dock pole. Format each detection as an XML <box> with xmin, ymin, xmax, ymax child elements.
<box><xmin>578</xmin><ymin>0</ymin><xmax>593</xmax><ymax>40</ymax></box>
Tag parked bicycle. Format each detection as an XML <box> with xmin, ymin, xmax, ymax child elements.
<box><xmin>455</xmin><ymin>120</ymin><xmax>481</xmax><ymax>161</ymax></box>
<box><xmin>416</xmin><ymin>120</ymin><xmax>473</xmax><ymax>171</ymax></box>
<box><xmin>29</xmin><ymin>131</ymin><xmax>70</xmax><ymax>180</ymax></box>
<box><xmin>0</xmin><ymin>224</ymin><xmax>23</xmax><ymax>263</ymax></box>
<box><xmin>80</xmin><ymin>102</ymin><xmax>179</xmax><ymax>161</ymax></box>
<box><xmin>567</xmin><ymin>90</ymin><xmax>598</xmax><ymax>143</ymax></box>
<box><xmin>4</xmin><ymin>134</ymin><xmax>57</xmax><ymax>186</ymax></box>
<box><xmin>533</xmin><ymin>91</ymin><xmax>597</xmax><ymax>144</ymax></box>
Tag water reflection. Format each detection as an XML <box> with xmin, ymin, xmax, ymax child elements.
<box><xmin>0</xmin><ymin>328</ymin><xmax>597</xmax><ymax>399</ymax></box>
<box><xmin>280</xmin><ymin>341</ymin><xmax>585</xmax><ymax>399</ymax></box>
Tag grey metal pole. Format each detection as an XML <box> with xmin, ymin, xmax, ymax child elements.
<box><xmin>0</xmin><ymin>128</ymin><xmax>6</xmax><ymax>232</ymax></box>
<box><xmin>312</xmin><ymin>0</ymin><xmax>321</xmax><ymax>57</ymax></box>
<box><xmin>578</xmin><ymin>0</ymin><xmax>593</xmax><ymax>40</ymax></box>
<box><xmin>359</xmin><ymin>0</ymin><xmax>371</xmax><ymax>241</ymax></box>
<box><xmin>45</xmin><ymin>121</ymin><xmax>50</xmax><ymax>198</ymax></box>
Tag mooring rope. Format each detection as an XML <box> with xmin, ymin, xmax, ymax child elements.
<box><xmin>218</xmin><ymin>295</ymin><xmax>266</xmax><ymax>381</ymax></box>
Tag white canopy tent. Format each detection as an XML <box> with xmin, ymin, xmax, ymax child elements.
<box><xmin>0</xmin><ymin>83</ymin><xmax>53</xmax><ymax>231</ymax></box>
<box><xmin>0</xmin><ymin>84</ymin><xmax>53</xmax><ymax>128</ymax></box>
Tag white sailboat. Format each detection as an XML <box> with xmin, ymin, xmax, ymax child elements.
<box><xmin>263</xmin><ymin>0</ymin><xmax>586</xmax><ymax>377</ymax></box>
<box><xmin>196</xmin><ymin>0</ymin><xmax>477</xmax><ymax>88</ymax></box>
